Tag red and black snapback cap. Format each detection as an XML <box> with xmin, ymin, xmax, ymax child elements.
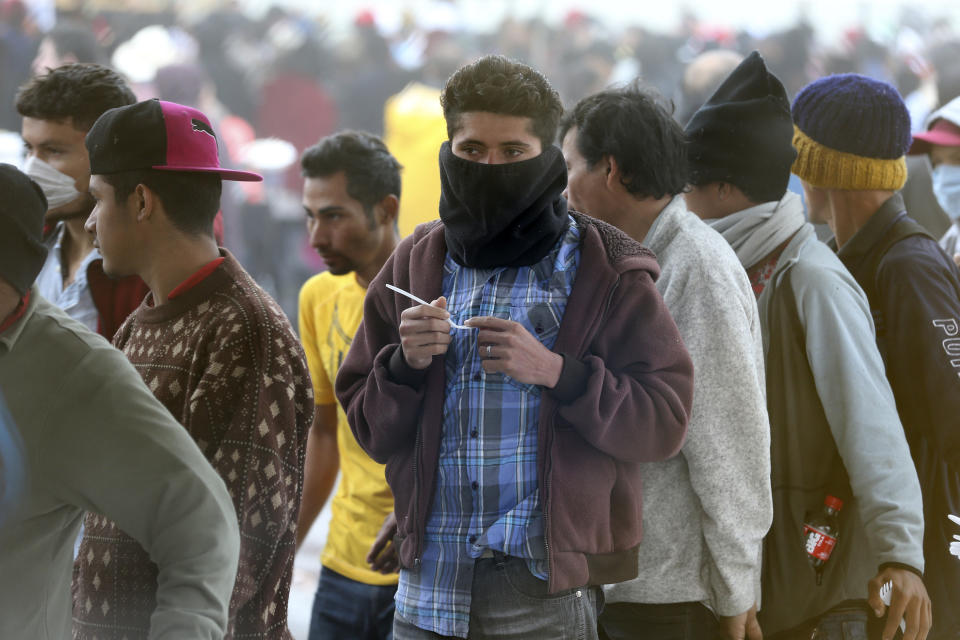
<box><xmin>86</xmin><ymin>99</ymin><xmax>262</xmax><ymax>182</ymax></box>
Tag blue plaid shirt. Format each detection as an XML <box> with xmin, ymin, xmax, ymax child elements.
<box><xmin>394</xmin><ymin>218</ymin><xmax>581</xmax><ymax>637</ymax></box>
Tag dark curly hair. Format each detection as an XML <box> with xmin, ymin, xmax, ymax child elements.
<box><xmin>16</xmin><ymin>63</ymin><xmax>136</xmax><ymax>132</ymax></box>
<box><xmin>301</xmin><ymin>131</ymin><xmax>402</xmax><ymax>224</ymax></box>
<box><xmin>559</xmin><ymin>83</ymin><xmax>688</xmax><ymax>199</ymax></box>
<box><xmin>441</xmin><ymin>55</ymin><xmax>563</xmax><ymax>149</ymax></box>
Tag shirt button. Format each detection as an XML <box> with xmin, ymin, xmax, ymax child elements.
<box><xmin>473</xmin><ymin>373</ymin><xmax>481</xmax><ymax>381</ymax></box>
<box><xmin>535</xmin><ymin>325</ymin><xmax>543</xmax><ymax>334</ymax></box>
<box><xmin>471</xmin><ymin>481</ymin><xmax>479</xmax><ymax>491</ymax></box>
<box><xmin>470</xmin><ymin>429</ymin><xmax>478</xmax><ymax>438</ymax></box>
<box><xmin>469</xmin><ymin>535</ymin><xmax>477</xmax><ymax>544</ymax></box>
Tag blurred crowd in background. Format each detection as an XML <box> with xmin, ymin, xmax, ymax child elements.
<box><xmin>1</xmin><ymin>0</ymin><xmax>958</xmax><ymax>318</ymax></box>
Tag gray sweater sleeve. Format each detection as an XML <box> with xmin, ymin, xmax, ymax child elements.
<box><xmin>45</xmin><ymin>347</ymin><xmax>240</xmax><ymax>640</ymax></box>
<box><xmin>671</xmin><ymin>260</ymin><xmax>773</xmax><ymax>615</ymax></box>
<box><xmin>790</xmin><ymin>258</ymin><xmax>925</xmax><ymax>573</ymax></box>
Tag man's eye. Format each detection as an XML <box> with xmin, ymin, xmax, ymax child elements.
<box><xmin>506</xmin><ymin>148</ymin><xmax>523</xmax><ymax>157</ymax></box>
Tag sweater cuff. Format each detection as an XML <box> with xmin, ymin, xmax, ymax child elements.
<box><xmin>879</xmin><ymin>562</ymin><xmax>924</xmax><ymax>579</ymax></box>
<box><xmin>387</xmin><ymin>345</ymin><xmax>430</xmax><ymax>388</ymax></box>
<box><xmin>548</xmin><ymin>353</ymin><xmax>590</xmax><ymax>404</ymax></box>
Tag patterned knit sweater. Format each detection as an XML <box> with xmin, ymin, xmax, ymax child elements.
<box><xmin>72</xmin><ymin>252</ymin><xmax>313</xmax><ymax>640</ymax></box>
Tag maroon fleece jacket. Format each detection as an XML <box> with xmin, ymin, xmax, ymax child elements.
<box><xmin>335</xmin><ymin>213</ymin><xmax>694</xmax><ymax>593</ymax></box>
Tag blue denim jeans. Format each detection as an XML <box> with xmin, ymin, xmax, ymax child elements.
<box><xmin>308</xmin><ymin>566</ymin><xmax>397</xmax><ymax>640</ymax></box>
<box><xmin>811</xmin><ymin>609</ymin><xmax>869</xmax><ymax>640</ymax></box>
<box><xmin>598</xmin><ymin>601</ymin><xmax>719</xmax><ymax>640</ymax></box>
<box><xmin>774</xmin><ymin>608</ymin><xmax>871</xmax><ymax>640</ymax></box>
<box><xmin>393</xmin><ymin>553</ymin><xmax>602</xmax><ymax>639</ymax></box>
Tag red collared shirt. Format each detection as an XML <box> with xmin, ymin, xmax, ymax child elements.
<box><xmin>0</xmin><ymin>291</ymin><xmax>31</xmax><ymax>334</ymax></box>
<box><xmin>167</xmin><ymin>258</ymin><xmax>225</xmax><ymax>301</ymax></box>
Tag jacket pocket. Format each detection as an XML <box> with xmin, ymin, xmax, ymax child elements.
<box><xmin>549</xmin><ymin>425</ymin><xmax>639</xmax><ymax>554</ymax></box>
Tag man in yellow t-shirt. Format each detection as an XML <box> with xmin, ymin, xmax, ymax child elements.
<box><xmin>295</xmin><ymin>131</ymin><xmax>402</xmax><ymax>640</ymax></box>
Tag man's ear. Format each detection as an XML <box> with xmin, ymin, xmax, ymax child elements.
<box><xmin>716</xmin><ymin>181</ymin><xmax>732</xmax><ymax>201</ymax></box>
<box><xmin>376</xmin><ymin>194</ymin><xmax>400</xmax><ymax>226</ymax></box>
<box><xmin>605</xmin><ymin>155</ymin><xmax>621</xmax><ymax>191</ymax></box>
<box><xmin>135</xmin><ymin>183</ymin><xmax>155</xmax><ymax>222</ymax></box>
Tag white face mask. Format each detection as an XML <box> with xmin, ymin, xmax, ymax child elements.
<box><xmin>22</xmin><ymin>155</ymin><xmax>82</xmax><ymax>210</ymax></box>
<box><xmin>933</xmin><ymin>164</ymin><xmax>960</xmax><ymax>222</ymax></box>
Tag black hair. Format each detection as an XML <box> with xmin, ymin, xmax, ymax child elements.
<box><xmin>441</xmin><ymin>55</ymin><xmax>563</xmax><ymax>149</ymax></box>
<box><xmin>103</xmin><ymin>170</ymin><xmax>222</xmax><ymax>237</ymax></box>
<box><xmin>559</xmin><ymin>83</ymin><xmax>689</xmax><ymax>199</ymax></box>
<box><xmin>300</xmin><ymin>131</ymin><xmax>402</xmax><ymax>224</ymax></box>
<box><xmin>46</xmin><ymin>20</ymin><xmax>105</xmax><ymax>66</ymax></box>
<box><xmin>687</xmin><ymin>166</ymin><xmax>787</xmax><ymax>205</ymax></box>
<box><xmin>16</xmin><ymin>63</ymin><xmax>136</xmax><ymax>132</ymax></box>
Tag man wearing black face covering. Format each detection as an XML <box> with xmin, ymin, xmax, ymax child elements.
<box><xmin>336</xmin><ymin>55</ymin><xmax>694</xmax><ymax>640</ymax></box>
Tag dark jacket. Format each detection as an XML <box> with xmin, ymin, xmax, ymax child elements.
<box><xmin>335</xmin><ymin>213</ymin><xmax>694</xmax><ymax>593</ymax></box>
<box><xmin>837</xmin><ymin>194</ymin><xmax>960</xmax><ymax>639</ymax></box>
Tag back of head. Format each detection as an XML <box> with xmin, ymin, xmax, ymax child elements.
<box><xmin>301</xmin><ymin>130</ymin><xmax>402</xmax><ymax>211</ymax></box>
<box><xmin>791</xmin><ymin>73</ymin><xmax>910</xmax><ymax>191</ymax></box>
<box><xmin>679</xmin><ymin>49</ymin><xmax>745</xmax><ymax>125</ymax></box>
<box><xmin>440</xmin><ymin>55</ymin><xmax>563</xmax><ymax>149</ymax></box>
<box><xmin>16</xmin><ymin>63</ymin><xmax>136</xmax><ymax>132</ymax></box>
<box><xmin>153</xmin><ymin>64</ymin><xmax>207</xmax><ymax>108</ymax></box>
<box><xmin>685</xmin><ymin>51</ymin><xmax>796</xmax><ymax>204</ymax></box>
<box><xmin>560</xmin><ymin>83</ymin><xmax>688</xmax><ymax>199</ymax></box>
<box><xmin>0</xmin><ymin>164</ymin><xmax>48</xmax><ymax>295</ymax></box>
<box><xmin>47</xmin><ymin>20</ymin><xmax>105</xmax><ymax>66</ymax></box>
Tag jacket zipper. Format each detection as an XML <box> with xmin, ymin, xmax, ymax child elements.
<box><xmin>544</xmin><ymin>274</ymin><xmax>621</xmax><ymax>590</ymax></box>
<box><xmin>412</xmin><ymin>421</ymin><xmax>423</xmax><ymax>569</ymax></box>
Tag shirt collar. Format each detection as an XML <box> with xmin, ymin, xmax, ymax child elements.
<box><xmin>836</xmin><ymin>193</ymin><xmax>906</xmax><ymax>268</ymax></box>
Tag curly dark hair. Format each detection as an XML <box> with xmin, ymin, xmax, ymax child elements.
<box><xmin>559</xmin><ymin>83</ymin><xmax>689</xmax><ymax>199</ymax></box>
<box><xmin>300</xmin><ymin>130</ymin><xmax>402</xmax><ymax>223</ymax></box>
<box><xmin>440</xmin><ymin>55</ymin><xmax>563</xmax><ymax>149</ymax></box>
<box><xmin>15</xmin><ymin>63</ymin><xmax>136</xmax><ymax>132</ymax></box>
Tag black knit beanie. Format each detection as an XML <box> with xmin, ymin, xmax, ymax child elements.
<box><xmin>0</xmin><ymin>164</ymin><xmax>48</xmax><ymax>295</ymax></box>
<box><xmin>684</xmin><ymin>51</ymin><xmax>796</xmax><ymax>200</ymax></box>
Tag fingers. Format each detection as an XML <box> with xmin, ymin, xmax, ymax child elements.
<box><xmin>366</xmin><ymin>530</ymin><xmax>390</xmax><ymax>564</ymax></box>
<box><xmin>745</xmin><ymin>607</ymin><xmax>763</xmax><ymax>640</ymax></box>
<box><xmin>372</xmin><ymin>550</ymin><xmax>399</xmax><ymax>574</ymax></box>
<box><xmin>465</xmin><ymin>315</ymin><xmax>513</xmax><ymax>330</ymax></box>
<box><xmin>867</xmin><ymin>575</ymin><xmax>886</xmax><ymax>617</ymax></box>
<box><xmin>400</xmin><ymin>302</ymin><xmax>450</xmax><ymax>323</ymax></box>
<box><xmin>400</xmin><ymin>315</ymin><xmax>453</xmax><ymax>336</ymax></box>
<box><xmin>368</xmin><ymin>545</ymin><xmax>398</xmax><ymax>573</ymax></box>
<box><xmin>899</xmin><ymin>595</ymin><xmax>918</xmax><ymax>640</ymax></box>
<box><xmin>886</xmin><ymin>589</ymin><xmax>910</xmax><ymax>640</ymax></box>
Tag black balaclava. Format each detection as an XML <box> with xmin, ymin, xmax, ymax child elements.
<box><xmin>438</xmin><ymin>141</ymin><xmax>569</xmax><ymax>269</ymax></box>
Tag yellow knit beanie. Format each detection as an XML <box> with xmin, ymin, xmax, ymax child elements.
<box><xmin>791</xmin><ymin>126</ymin><xmax>907</xmax><ymax>190</ymax></box>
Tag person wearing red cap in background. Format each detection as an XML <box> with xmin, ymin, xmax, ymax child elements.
<box><xmin>72</xmin><ymin>99</ymin><xmax>314</xmax><ymax>640</ymax></box>
<box><xmin>909</xmin><ymin>96</ymin><xmax>960</xmax><ymax>265</ymax></box>
<box><xmin>0</xmin><ymin>163</ymin><xmax>240</xmax><ymax>640</ymax></box>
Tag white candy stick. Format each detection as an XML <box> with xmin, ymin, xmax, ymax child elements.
<box><xmin>386</xmin><ymin>283</ymin><xmax>472</xmax><ymax>330</ymax></box>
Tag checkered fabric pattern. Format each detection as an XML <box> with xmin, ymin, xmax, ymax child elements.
<box><xmin>394</xmin><ymin>219</ymin><xmax>580</xmax><ymax>637</ymax></box>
